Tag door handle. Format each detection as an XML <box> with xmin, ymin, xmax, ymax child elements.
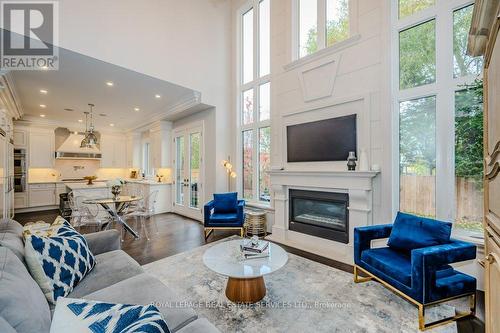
<box><xmin>485</xmin><ymin>253</ymin><xmax>498</xmax><ymax>264</ymax></box>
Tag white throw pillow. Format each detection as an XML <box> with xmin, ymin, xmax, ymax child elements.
<box><xmin>24</xmin><ymin>217</ymin><xmax>96</xmax><ymax>304</ymax></box>
<box><xmin>50</xmin><ymin>297</ymin><xmax>170</xmax><ymax>333</ymax></box>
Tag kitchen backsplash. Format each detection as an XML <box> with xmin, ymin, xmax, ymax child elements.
<box><xmin>28</xmin><ymin>160</ymin><xmax>129</xmax><ymax>182</ymax></box>
<box><xmin>55</xmin><ymin>159</ymin><xmax>100</xmax><ymax>179</ymax></box>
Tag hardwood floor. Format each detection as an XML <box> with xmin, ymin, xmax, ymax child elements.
<box><xmin>14</xmin><ymin>210</ymin><xmax>237</xmax><ymax>265</ymax></box>
<box><xmin>13</xmin><ymin>209</ymin><xmax>484</xmax><ymax>332</ymax></box>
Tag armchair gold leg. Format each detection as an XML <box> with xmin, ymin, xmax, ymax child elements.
<box><xmin>355</xmin><ymin>265</ymin><xmax>475</xmax><ymax>331</ymax></box>
<box><xmin>240</xmin><ymin>228</ymin><xmax>244</xmax><ymax>237</ymax></box>
<box><xmin>353</xmin><ymin>265</ymin><xmax>373</xmax><ymax>283</ymax></box>
<box><xmin>204</xmin><ymin>228</ymin><xmax>214</xmax><ymax>242</ymax></box>
<box><xmin>418</xmin><ymin>304</ymin><xmax>425</xmax><ymax>331</ymax></box>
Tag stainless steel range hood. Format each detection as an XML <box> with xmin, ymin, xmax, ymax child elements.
<box><xmin>55</xmin><ymin>132</ymin><xmax>102</xmax><ymax>159</ymax></box>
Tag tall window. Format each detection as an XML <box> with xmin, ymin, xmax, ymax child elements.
<box><xmin>239</xmin><ymin>0</ymin><xmax>271</xmax><ymax>203</ymax></box>
<box><xmin>395</xmin><ymin>1</ymin><xmax>483</xmax><ymax>237</ymax></box>
<box><xmin>297</xmin><ymin>0</ymin><xmax>350</xmax><ymax>58</ymax></box>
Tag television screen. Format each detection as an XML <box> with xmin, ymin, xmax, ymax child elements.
<box><xmin>287</xmin><ymin>114</ymin><xmax>357</xmax><ymax>162</ymax></box>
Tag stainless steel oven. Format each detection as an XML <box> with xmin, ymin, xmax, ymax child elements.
<box><xmin>13</xmin><ymin>149</ymin><xmax>26</xmax><ymax>193</ymax></box>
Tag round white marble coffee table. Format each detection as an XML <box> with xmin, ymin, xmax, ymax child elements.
<box><xmin>203</xmin><ymin>239</ymin><xmax>288</xmax><ymax>303</ymax></box>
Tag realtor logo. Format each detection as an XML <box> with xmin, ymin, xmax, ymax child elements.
<box><xmin>0</xmin><ymin>1</ymin><xmax>59</xmax><ymax>70</ymax></box>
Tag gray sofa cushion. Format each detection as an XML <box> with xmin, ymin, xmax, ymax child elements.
<box><xmin>0</xmin><ymin>316</ymin><xmax>16</xmax><ymax>333</ymax></box>
<box><xmin>0</xmin><ymin>232</ymin><xmax>24</xmax><ymax>263</ymax></box>
<box><xmin>84</xmin><ymin>273</ymin><xmax>198</xmax><ymax>332</ymax></box>
<box><xmin>83</xmin><ymin>230</ymin><xmax>121</xmax><ymax>255</ymax></box>
<box><xmin>177</xmin><ymin>318</ymin><xmax>220</xmax><ymax>333</ymax></box>
<box><xmin>66</xmin><ymin>249</ymin><xmax>144</xmax><ymax>299</ymax></box>
<box><xmin>0</xmin><ymin>247</ymin><xmax>51</xmax><ymax>333</ymax></box>
<box><xmin>0</xmin><ymin>219</ymin><xmax>23</xmax><ymax>235</ymax></box>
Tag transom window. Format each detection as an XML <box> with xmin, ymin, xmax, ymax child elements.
<box><xmin>239</xmin><ymin>0</ymin><xmax>271</xmax><ymax>203</ymax></box>
<box><xmin>394</xmin><ymin>0</ymin><xmax>484</xmax><ymax>237</ymax></box>
<box><xmin>296</xmin><ymin>0</ymin><xmax>350</xmax><ymax>58</ymax></box>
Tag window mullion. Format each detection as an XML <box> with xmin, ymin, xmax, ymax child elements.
<box><xmin>253</xmin><ymin>123</ymin><xmax>259</xmax><ymax>201</ymax></box>
<box><xmin>317</xmin><ymin>0</ymin><xmax>326</xmax><ymax>50</ymax></box>
<box><xmin>435</xmin><ymin>6</ymin><xmax>455</xmax><ymax>222</ymax></box>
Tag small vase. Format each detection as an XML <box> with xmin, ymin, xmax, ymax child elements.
<box><xmin>111</xmin><ymin>185</ymin><xmax>121</xmax><ymax>199</ymax></box>
<box><xmin>347</xmin><ymin>151</ymin><xmax>357</xmax><ymax>171</ymax></box>
<box><xmin>358</xmin><ymin>148</ymin><xmax>368</xmax><ymax>171</ymax></box>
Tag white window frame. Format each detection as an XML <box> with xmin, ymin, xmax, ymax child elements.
<box><xmin>391</xmin><ymin>0</ymin><xmax>483</xmax><ymax>234</ymax></box>
<box><xmin>142</xmin><ymin>140</ymin><xmax>151</xmax><ymax>177</ymax></box>
<box><xmin>292</xmin><ymin>0</ymin><xmax>358</xmax><ymax>60</ymax></box>
<box><xmin>236</xmin><ymin>0</ymin><xmax>271</xmax><ymax>205</ymax></box>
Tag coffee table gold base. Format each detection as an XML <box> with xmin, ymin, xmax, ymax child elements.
<box><xmin>225</xmin><ymin>276</ymin><xmax>266</xmax><ymax>303</ymax></box>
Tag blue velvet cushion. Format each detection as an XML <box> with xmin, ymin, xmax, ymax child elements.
<box><xmin>387</xmin><ymin>212</ymin><xmax>452</xmax><ymax>251</ymax></box>
<box><xmin>213</xmin><ymin>192</ymin><xmax>238</xmax><ymax>213</ymax></box>
<box><xmin>210</xmin><ymin>213</ymin><xmax>238</xmax><ymax>223</ymax></box>
<box><xmin>360</xmin><ymin>247</ymin><xmax>412</xmax><ymax>286</ymax></box>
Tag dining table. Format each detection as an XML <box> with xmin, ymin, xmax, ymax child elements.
<box><xmin>82</xmin><ymin>195</ymin><xmax>142</xmax><ymax>239</ymax></box>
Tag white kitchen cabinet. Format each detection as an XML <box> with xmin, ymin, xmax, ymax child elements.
<box><xmin>126</xmin><ymin>133</ymin><xmax>141</xmax><ymax>168</ymax></box>
<box><xmin>29</xmin><ymin>129</ymin><xmax>55</xmax><ymax>168</ymax></box>
<box><xmin>150</xmin><ymin>121</ymin><xmax>172</xmax><ymax>169</ymax></box>
<box><xmin>14</xmin><ymin>193</ymin><xmax>28</xmax><ymax>209</ymax></box>
<box><xmin>125</xmin><ymin>181</ymin><xmax>172</xmax><ymax>214</ymax></box>
<box><xmin>100</xmin><ymin>134</ymin><xmax>127</xmax><ymax>168</ymax></box>
<box><xmin>29</xmin><ymin>183</ymin><xmax>56</xmax><ymax>207</ymax></box>
<box><xmin>13</xmin><ymin>128</ymin><xmax>28</xmax><ymax>148</ymax></box>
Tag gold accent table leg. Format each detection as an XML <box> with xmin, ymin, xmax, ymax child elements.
<box><xmin>225</xmin><ymin>276</ymin><xmax>266</xmax><ymax>303</ymax></box>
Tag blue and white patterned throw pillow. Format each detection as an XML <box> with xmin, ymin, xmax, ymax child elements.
<box><xmin>24</xmin><ymin>217</ymin><xmax>96</xmax><ymax>304</ymax></box>
<box><xmin>50</xmin><ymin>298</ymin><xmax>170</xmax><ymax>333</ymax></box>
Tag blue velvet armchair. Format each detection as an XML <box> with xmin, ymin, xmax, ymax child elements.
<box><xmin>204</xmin><ymin>192</ymin><xmax>245</xmax><ymax>241</ymax></box>
<box><xmin>354</xmin><ymin>212</ymin><xmax>477</xmax><ymax>331</ymax></box>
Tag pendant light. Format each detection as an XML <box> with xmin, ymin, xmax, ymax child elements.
<box><xmin>80</xmin><ymin>111</ymin><xmax>89</xmax><ymax>148</ymax></box>
<box><xmin>80</xmin><ymin>103</ymin><xmax>99</xmax><ymax>148</ymax></box>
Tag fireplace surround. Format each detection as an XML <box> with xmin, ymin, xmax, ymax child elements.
<box><xmin>289</xmin><ymin>189</ymin><xmax>349</xmax><ymax>243</ymax></box>
<box><xmin>267</xmin><ymin>169</ymin><xmax>379</xmax><ymax>264</ymax></box>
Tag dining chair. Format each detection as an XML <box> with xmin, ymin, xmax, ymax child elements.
<box><xmin>68</xmin><ymin>192</ymin><xmax>105</xmax><ymax>233</ymax></box>
<box><xmin>124</xmin><ymin>190</ymin><xmax>159</xmax><ymax>240</ymax></box>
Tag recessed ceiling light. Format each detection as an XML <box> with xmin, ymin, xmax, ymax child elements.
<box><xmin>41</xmin><ymin>66</ymin><xmax>49</xmax><ymax>70</ymax></box>
<box><xmin>109</xmin><ymin>123</ymin><xmax>115</xmax><ymax>127</ymax></box>
<box><xmin>40</xmin><ymin>114</ymin><xmax>46</xmax><ymax>118</ymax></box>
<box><xmin>39</xmin><ymin>104</ymin><xmax>46</xmax><ymax>108</ymax></box>
<box><xmin>134</xmin><ymin>107</ymin><xmax>140</xmax><ymax>111</ymax></box>
<box><xmin>78</xmin><ymin>119</ymin><xmax>83</xmax><ymax>123</ymax></box>
<box><xmin>106</xmin><ymin>81</ymin><xmax>114</xmax><ymax>87</ymax></box>
<box><xmin>39</xmin><ymin>89</ymin><xmax>48</xmax><ymax>94</ymax></box>
<box><xmin>74</xmin><ymin>131</ymin><xmax>78</xmax><ymax>135</ymax></box>
<box><xmin>155</xmin><ymin>94</ymin><xmax>161</xmax><ymax>99</ymax></box>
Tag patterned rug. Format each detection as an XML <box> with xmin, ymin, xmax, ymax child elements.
<box><xmin>143</xmin><ymin>237</ymin><xmax>459</xmax><ymax>333</ymax></box>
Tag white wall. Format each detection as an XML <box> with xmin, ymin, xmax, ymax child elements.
<box><xmin>230</xmin><ymin>0</ymin><xmax>393</xmax><ymax>223</ymax></box>
<box><xmin>56</xmin><ymin>0</ymin><xmax>233</xmax><ymax>193</ymax></box>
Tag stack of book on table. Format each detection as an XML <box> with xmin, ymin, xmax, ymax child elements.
<box><xmin>240</xmin><ymin>239</ymin><xmax>269</xmax><ymax>259</ymax></box>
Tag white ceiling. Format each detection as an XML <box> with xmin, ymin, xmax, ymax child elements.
<box><xmin>10</xmin><ymin>47</ymin><xmax>198</xmax><ymax>130</ymax></box>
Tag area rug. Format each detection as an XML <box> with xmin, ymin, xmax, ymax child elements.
<box><xmin>143</xmin><ymin>237</ymin><xmax>459</xmax><ymax>333</ymax></box>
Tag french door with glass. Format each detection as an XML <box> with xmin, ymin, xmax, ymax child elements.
<box><xmin>173</xmin><ymin>125</ymin><xmax>203</xmax><ymax>221</ymax></box>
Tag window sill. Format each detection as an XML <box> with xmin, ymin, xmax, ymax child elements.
<box><xmin>452</xmin><ymin>231</ymin><xmax>485</xmax><ymax>249</ymax></box>
<box><xmin>245</xmin><ymin>201</ymin><xmax>274</xmax><ymax>212</ymax></box>
<box><xmin>284</xmin><ymin>34</ymin><xmax>361</xmax><ymax>72</ymax></box>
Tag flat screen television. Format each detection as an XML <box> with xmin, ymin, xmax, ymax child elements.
<box><xmin>287</xmin><ymin>114</ymin><xmax>357</xmax><ymax>162</ymax></box>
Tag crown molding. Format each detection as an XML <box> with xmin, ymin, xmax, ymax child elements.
<box><xmin>129</xmin><ymin>90</ymin><xmax>202</xmax><ymax>131</ymax></box>
<box><xmin>0</xmin><ymin>73</ymin><xmax>24</xmax><ymax>119</ymax></box>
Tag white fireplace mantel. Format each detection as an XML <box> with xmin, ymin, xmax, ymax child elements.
<box><xmin>267</xmin><ymin>169</ymin><xmax>380</xmax><ymax>265</ymax></box>
<box><xmin>268</xmin><ymin>169</ymin><xmax>379</xmax><ymax>190</ymax></box>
